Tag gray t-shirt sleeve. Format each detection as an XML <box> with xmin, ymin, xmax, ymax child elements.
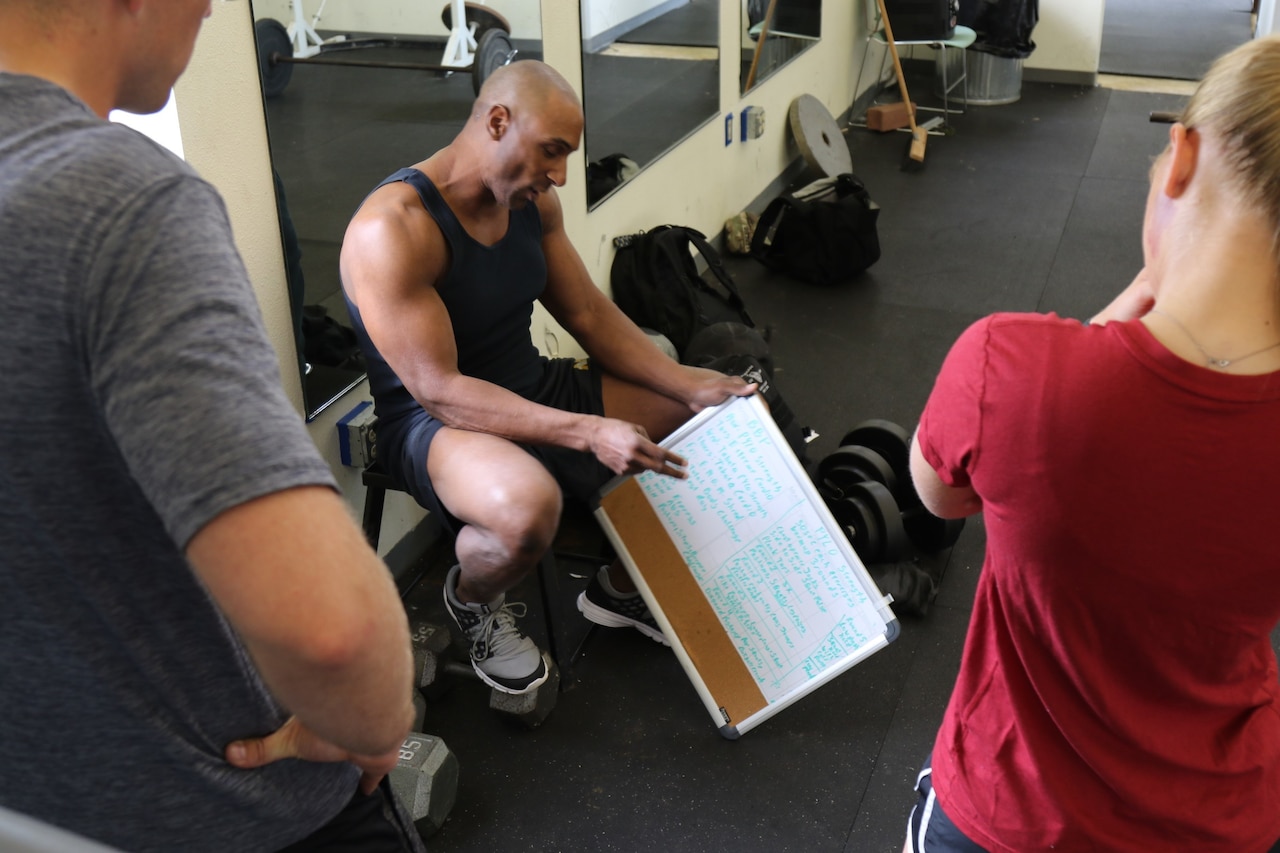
<box><xmin>81</xmin><ymin>173</ymin><xmax>335</xmax><ymax>548</ymax></box>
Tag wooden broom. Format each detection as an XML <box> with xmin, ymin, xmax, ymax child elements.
<box><xmin>875</xmin><ymin>0</ymin><xmax>927</xmax><ymax>169</ymax></box>
<box><xmin>745</xmin><ymin>0</ymin><xmax>780</xmax><ymax>91</ymax></box>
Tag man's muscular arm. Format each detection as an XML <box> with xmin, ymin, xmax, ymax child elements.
<box><xmin>339</xmin><ymin>186</ymin><xmax>682</xmax><ymax>476</ymax></box>
<box><xmin>535</xmin><ymin>190</ymin><xmax>754</xmax><ymax>412</ymax></box>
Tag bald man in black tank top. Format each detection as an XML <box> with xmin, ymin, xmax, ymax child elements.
<box><xmin>341</xmin><ymin>60</ymin><xmax>754</xmax><ymax>694</ymax></box>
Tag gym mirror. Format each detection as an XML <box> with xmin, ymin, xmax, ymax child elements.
<box><xmin>740</xmin><ymin>0</ymin><xmax>821</xmax><ymax>94</ymax></box>
<box><xmin>579</xmin><ymin>0</ymin><xmax>720</xmax><ymax>209</ymax></box>
<box><xmin>248</xmin><ymin>0</ymin><xmax>539</xmax><ymax>419</ymax></box>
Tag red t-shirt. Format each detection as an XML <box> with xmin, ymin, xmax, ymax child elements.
<box><xmin>918</xmin><ymin>313</ymin><xmax>1280</xmax><ymax>853</ymax></box>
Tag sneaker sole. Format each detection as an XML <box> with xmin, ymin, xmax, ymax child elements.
<box><xmin>471</xmin><ymin>652</ymin><xmax>552</xmax><ymax>695</ymax></box>
<box><xmin>576</xmin><ymin>592</ymin><xmax>671</xmax><ymax>647</ymax></box>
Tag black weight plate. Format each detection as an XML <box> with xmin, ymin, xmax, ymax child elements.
<box><xmin>826</xmin><ymin>496</ymin><xmax>883</xmax><ymax>564</ymax></box>
<box><xmin>904</xmin><ymin>511</ymin><xmax>965</xmax><ymax>552</ymax></box>
<box><xmin>840</xmin><ymin>419</ymin><xmax>914</xmax><ymax>503</ymax></box>
<box><xmin>254</xmin><ymin>18</ymin><xmax>293</xmax><ymax>99</ymax></box>
<box><xmin>845</xmin><ymin>481</ymin><xmax>910</xmax><ymax>563</ymax></box>
<box><xmin>816</xmin><ymin>445</ymin><xmax>898</xmax><ymax>497</ymax></box>
<box><xmin>442</xmin><ymin>1</ymin><xmax>511</xmax><ymax>39</ymax></box>
<box><xmin>473</xmin><ymin>28</ymin><xmax>515</xmax><ymax>95</ymax></box>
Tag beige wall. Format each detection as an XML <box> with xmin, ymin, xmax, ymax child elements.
<box><xmin>1026</xmin><ymin>0</ymin><xmax>1103</xmax><ymax>77</ymax></box>
<box><xmin>175</xmin><ymin>0</ymin><xmax>1104</xmax><ymax>554</ymax></box>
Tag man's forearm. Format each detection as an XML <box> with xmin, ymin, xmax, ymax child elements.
<box><xmin>414</xmin><ymin>372</ymin><xmax>603</xmax><ymax>452</ymax></box>
<box><xmin>249</xmin><ymin>596</ymin><xmax>416</xmax><ymax>756</ymax></box>
<box><xmin>188</xmin><ymin>487</ymin><xmax>416</xmax><ymax>756</ymax></box>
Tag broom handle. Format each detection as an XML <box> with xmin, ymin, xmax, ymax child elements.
<box><xmin>745</xmin><ymin>0</ymin><xmax>781</xmax><ymax>91</ymax></box>
<box><xmin>875</xmin><ymin>0</ymin><xmax>919</xmax><ymax>132</ymax></box>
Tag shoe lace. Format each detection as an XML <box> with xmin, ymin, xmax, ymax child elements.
<box><xmin>469</xmin><ymin>601</ymin><xmax>530</xmax><ymax>662</ymax></box>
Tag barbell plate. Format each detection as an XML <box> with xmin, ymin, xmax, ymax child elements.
<box><xmin>816</xmin><ymin>445</ymin><xmax>898</xmax><ymax>497</ymax></box>
<box><xmin>839</xmin><ymin>420</ymin><xmax>914</xmax><ymax>504</ymax></box>
<box><xmin>788</xmin><ymin>94</ymin><xmax>853</xmax><ymax>178</ymax></box>
<box><xmin>826</xmin><ymin>496</ymin><xmax>884</xmax><ymax>565</ymax></box>
<box><xmin>254</xmin><ymin>18</ymin><xmax>294</xmax><ymax>99</ymax></box>
<box><xmin>845</xmin><ymin>481</ymin><xmax>910</xmax><ymax>564</ymax></box>
<box><xmin>473</xmin><ymin>28</ymin><xmax>516</xmax><ymax>95</ymax></box>
<box><xmin>441</xmin><ymin>1</ymin><xmax>512</xmax><ymax>40</ymax></box>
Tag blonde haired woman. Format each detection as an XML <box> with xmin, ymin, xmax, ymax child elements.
<box><xmin>906</xmin><ymin>35</ymin><xmax>1280</xmax><ymax>853</ymax></box>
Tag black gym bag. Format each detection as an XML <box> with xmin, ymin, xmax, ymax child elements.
<box><xmin>749</xmin><ymin>173</ymin><xmax>882</xmax><ymax>286</ymax></box>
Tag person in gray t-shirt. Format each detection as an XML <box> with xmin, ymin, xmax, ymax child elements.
<box><xmin>0</xmin><ymin>3</ymin><xmax>419</xmax><ymax>851</ymax></box>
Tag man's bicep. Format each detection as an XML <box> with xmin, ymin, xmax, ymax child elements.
<box><xmin>186</xmin><ymin>486</ymin><xmax>380</xmax><ymax>655</ymax></box>
<box><xmin>342</xmin><ymin>215</ymin><xmax>459</xmax><ymax>391</ymax></box>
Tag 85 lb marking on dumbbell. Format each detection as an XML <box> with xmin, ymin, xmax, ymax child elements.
<box><xmin>389</xmin><ymin>732</ymin><xmax>460</xmax><ymax>840</ymax></box>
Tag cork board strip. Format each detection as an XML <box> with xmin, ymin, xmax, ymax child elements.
<box><xmin>599</xmin><ymin>477</ymin><xmax>767</xmax><ymax>727</ymax></box>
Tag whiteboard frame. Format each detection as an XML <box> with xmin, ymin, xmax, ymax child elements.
<box><xmin>594</xmin><ymin>395</ymin><xmax>899</xmax><ymax>738</ymax></box>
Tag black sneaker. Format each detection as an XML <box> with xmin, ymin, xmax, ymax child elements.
<box><xmin>576</xmin><ymin>566</ymin><xmax>670</xmax><ymax>646</ymax></box>
<box><xmin>442</xmin><ymin>565</ymin><xmax>550</xmax><ymax>694</ymax></box>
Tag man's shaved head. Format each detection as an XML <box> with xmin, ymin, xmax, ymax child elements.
<box><xmin>459</xmin><ymin>60</ymin><xmax>583</xmax><ymax>210</ymax></box>
<box><xmin>473</xmin><ymin>60</ymin><xmax>581</xmax><ymax>122</ymax></box>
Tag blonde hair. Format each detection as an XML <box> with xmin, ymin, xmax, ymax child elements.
<box><xmin>1182</xmin><ymin>35</ymin><xmax>1280</xmax><ymax>251</ymax></box>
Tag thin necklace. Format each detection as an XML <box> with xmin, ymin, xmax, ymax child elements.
<box><xmin>1148</xmin><ymin>307</ymin><xmax>1280</xmax><ymax>368</ymax></box>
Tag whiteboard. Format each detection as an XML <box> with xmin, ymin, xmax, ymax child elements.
<box><xmin>595</xmin><ymin>394</ymin><xmax>898</xmax><ymax>738</ymax></box>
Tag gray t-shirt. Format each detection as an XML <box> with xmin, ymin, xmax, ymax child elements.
<box><xmin>0</xmin><ymin>73</ymin><xmax>358</xmax><ymax>851</ymax></box>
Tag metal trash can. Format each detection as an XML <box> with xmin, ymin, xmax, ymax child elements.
<box><xmin>936</xmin><ymin>48</ymin><xmax>1023</xmax><ymax>105</ymax></box>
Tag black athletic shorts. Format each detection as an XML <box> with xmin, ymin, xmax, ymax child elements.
<box><xmin>382</xmin><ymin>357</ymin><xmax>613</xmax><ymax>534</ymax></box>
<box><xmin>907</xmin><ymin>754</ymin><xmax>987</xmax><ymax>853</ymax></box>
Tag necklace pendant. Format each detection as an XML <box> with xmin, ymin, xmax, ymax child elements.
<box><xmin>1211</xmin><ymin>357</ymin><xmax>1232</xmax><ymax>368</ymax></box>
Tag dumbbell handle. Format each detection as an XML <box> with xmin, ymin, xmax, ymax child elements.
<box><xmin>442</xmin><ymin>659</ymin><xmax>480</xmax><ymax>682</ymax></box>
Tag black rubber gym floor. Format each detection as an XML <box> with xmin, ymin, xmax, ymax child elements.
<box><xmin>1100</xmin><ymin>0</ymin><xmax>1254</xmax><ymax>81</ymax></box>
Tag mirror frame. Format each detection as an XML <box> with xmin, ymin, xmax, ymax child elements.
<box><xmin>579</xmin><ymin>0</ymin><xmax>722</xmax><ymax>209</ymax></box>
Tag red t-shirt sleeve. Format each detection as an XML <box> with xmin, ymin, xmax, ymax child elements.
<box><xmin>916</xmin><ymin>316</ymin><xmax>992</xmax><ymax>491</ymax></box>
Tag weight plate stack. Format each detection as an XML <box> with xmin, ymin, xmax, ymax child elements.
<box><xmin>825</xmin><ymin>480</ymin><xmax>909</xmax><ymax>565</ymax></box>
<box><xmin>816</xmin><ymin>444</ymin><xmax>898</xmax><ymax>500</ymax></box>
<box><xmin>838</xmin><ymin>419</ymin><xmax>914</xmax><ymax>506</ymax></box>
<box><xmin>833</xmin><ymin>417</ymin><xmax>966</xmax><ymax>555</ymax></box>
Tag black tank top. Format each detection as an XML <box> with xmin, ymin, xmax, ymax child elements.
<box><xmin>344</xmin><ymin>167</ymin><xmax>547</xmax><ymax>425</ymax></box>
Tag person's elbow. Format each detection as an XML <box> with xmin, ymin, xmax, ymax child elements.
<box><xmin>916</xmin><ymin>480</ymin><xmax>983</xmax><ymax>518</ymax></box>
<box><xmin>909</xmin><ymin>433</ymin><xmax>982</xmax><ymax>519</ymax></box>
<box><xmin>296</xmin><ymin>606</ymin><xmax>395</xmax><ymax>674</ymax></box>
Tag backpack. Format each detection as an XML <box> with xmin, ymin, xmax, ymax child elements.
<box><xmin>586</xmin><ymin>153</ymin><xmax>640</xmax><ymax>206</ymax></box>
<box><xmin>611</xmin><ymin>225</ymin><xmax>755</xmax><ymax>358</ymax></box>
<box><xmin>749</xmin><ymin>173</ymin><xmax>882</xmax><ymax>286</ymax></box>
<box><xmin>699</xmin><ymin>352</ymin><xmax>812</xmax><ymax>469</ymax></box>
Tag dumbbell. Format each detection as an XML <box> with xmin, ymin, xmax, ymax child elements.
<box><xmin>825</xmin><ymin>480</ymin><xmax>910</xmax><ymax>564</ymax></box>
<box><xmin>389</xmin><ymin>732</ymin><xmax>460</xmax><ymax>839</ymax></box>
<box><xmin>410</xmin><ymin>620</ymin><xmax>560</xmax><ymax>729</ymax></box>
<box><xmin>827</xmin><ymin>420</ymin><xmax>966</xmax><ymax>554</ymax></box>
<box><xmin>837</xmin><ymin>419</ymin><xmax>913</xmax><ymax>503</ymax></box>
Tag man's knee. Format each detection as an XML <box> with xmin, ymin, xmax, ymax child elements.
<box><xmin>470</xmin><ymin>475</ymin><xmax>562</xmax><ymax>562</ymax></box>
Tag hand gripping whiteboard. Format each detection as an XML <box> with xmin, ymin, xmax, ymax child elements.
<box><xmin>594</xmin><ymin>395</ymin><xmax>898</xmax><ymax>738</ymax></box>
